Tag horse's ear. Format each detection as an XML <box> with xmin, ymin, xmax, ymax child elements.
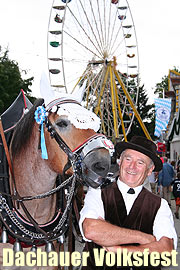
<box><xmin>72</xmin><ymin>79</ymin><xmax>87</xmax><ymax>103</ymax></box>
<box><xmin>40</xmin><ymin>72</ymin><xmax>55</xmax><ymax>106</ymax></box>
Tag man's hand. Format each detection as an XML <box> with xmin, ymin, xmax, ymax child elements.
<box><xmin>103</xmin><ymin>236</ymin><xmax>174</xmax><ymax>253</ymax></box>
<box><xmin>139</xmin><ymin>233</ymin><xmax>156</xmax><ymax>245</ymax></box>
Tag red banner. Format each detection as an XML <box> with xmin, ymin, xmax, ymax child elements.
<box><xmin>157</xmin><ymin>142</ymin><xmax>166</xmax><ymax>152</ymax></box>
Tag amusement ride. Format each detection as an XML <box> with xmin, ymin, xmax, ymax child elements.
<box><xmin>47</xmin><ymin>0</ymin><xmax>151</xmax><ymax>141</ymax></box>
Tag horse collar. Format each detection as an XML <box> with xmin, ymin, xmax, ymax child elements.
<box><xmin>0</xmin><ymin>174</ymin><xmax>76</xmax><ymax>246</ymax></box>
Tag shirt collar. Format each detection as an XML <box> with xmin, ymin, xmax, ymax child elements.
<box><xmin>117</xmin><ymin>178</ymin><xmax>143</xmax><ymax>196</ymax></box>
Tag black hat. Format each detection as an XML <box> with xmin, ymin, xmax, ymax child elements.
<box><xmin>115</xmin><ymin>136</ymin><xmax>162</xmax><ymax>172</ymax></box>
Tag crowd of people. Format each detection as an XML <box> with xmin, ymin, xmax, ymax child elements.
<box><xmin>148</xmin><ymin>155</ymin><xmax>180</xmax><ymax>219</ymax></box>
<box><xmin>79</xmin><ymin>136</ymin><xmax>179</xmax><ymax>270</ymax></box>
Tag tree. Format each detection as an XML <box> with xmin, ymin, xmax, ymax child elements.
<box><xmin>0</xmin><ymin>47</ymin><xmax>34</xmax><ymax>114</ymax></box>
<box><xmin>127</xmin><ymin>84</ymin><xmax>155</xmax><ymax>140</ymax></box>
<box><xmin>154</xmin><ymin>75</ymin><xmax>168</xmax><ymax>98</ymax></box>
<box><xmin>154</xmin><ymin>67</ymin><xmax>180</xmax><ymax>98</ymax></box>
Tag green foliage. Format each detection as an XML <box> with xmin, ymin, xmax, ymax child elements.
<box><xmin>0</xmin><ymin>47</ymin><xmax>34</xmax><ymax>114</ymax></box>
<box><xmin>154</xmin><ymin>75</ymin><xmax>168</xmax><ymax>98</ymax></box>
<box><xmin>154</xmin><ymin>67</ymin><xmax>180</xmax><ymax>98</ymax></box>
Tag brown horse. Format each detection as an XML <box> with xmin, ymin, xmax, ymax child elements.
<box><xmin>0</xmin><ymin>96</ymin><xmax>112</xmax><ymax>270</ymax></box>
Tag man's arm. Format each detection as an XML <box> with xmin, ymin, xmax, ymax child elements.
<box><xmin>83</xmin><ymin>218</ymin><xmax>155</xmax><ymax>247</ymax></box>
<box><xmin>104</xmin><ymin>236</ymin><xmax>174</xmax><ymax>253</ymax></box>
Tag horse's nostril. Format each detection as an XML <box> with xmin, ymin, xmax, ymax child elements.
<box><xmin>83</xmin><ymin>150</ymin><xmax>111</xmax><ymax>178</ymax></box>
<box><xmin>92</xmin><ymin>161</ymin><xmax>109</xmax><ymax>177</ymax></box>
<box><xmin>94</xmin><ymin>162</ymin><xmax>106</xmax><ymax>172</ymax></box>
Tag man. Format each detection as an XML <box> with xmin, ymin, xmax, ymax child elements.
<box><xmin>158</xmin><ymin>156</ymin><xmax>175</xmax><ymax>206</ymax></box>
<box><xmin>79</xmin><ymin>136</ymin><xmax>177</xmax><ymax>269</ymax></box>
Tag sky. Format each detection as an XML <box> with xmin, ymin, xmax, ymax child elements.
<box><xmin>1</xmin><ymin>0</ymin><xmax>180</xmax><ymax>103</ymax></box>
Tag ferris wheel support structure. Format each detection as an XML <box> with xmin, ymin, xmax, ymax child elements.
<box><xmin>95</xmin><ymin>60</ymin><xmax>151</xmax><ymax>141</ymax></box>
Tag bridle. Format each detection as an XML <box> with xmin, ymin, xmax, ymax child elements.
<box><xmin>44</xmin><ymin>98</ymin><xmax>114</xmax><ymax>187</ymax></box>
<box><xmin>0</xmin><ymin>98</ymin><xmax>113</xmax><ymax>247</ymax></box>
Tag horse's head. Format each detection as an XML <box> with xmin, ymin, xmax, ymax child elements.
<box><xmin>39</xmin><ymin>97</ymin><xmax>114</xmax><ymax>188</ymax></box>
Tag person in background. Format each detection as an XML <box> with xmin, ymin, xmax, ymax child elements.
<box><xmin>158</xmin><ymin>157</ymin><xmax>175</xmax><ymax>207</ymax></box>
<box><xmin>148</xmin><ymin>171</ymin><xmax>156</xmax><ymax>194</ymax></box>
<box><xmin>79</xmin><ymin>136</ymin><xmax>177</xmax><ymax>270</ymax></box>
<box><xmin>171</xmin><ymin>160</ymin><xmax>176</xmax><ymax>169</ymax></box>
<box><xmin>172</xmin><ymin>172</ymin><xmax>180</xmax><ymax>219</ymax></box>
<box><xmin>176</xmin><ymin>158</ymin><xmax>180</xmax><ymax>173</ymax></box>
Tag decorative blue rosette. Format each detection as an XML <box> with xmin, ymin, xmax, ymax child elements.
<box><xmin>34</xmin><ymin>106</ymin><xmax>48</xmax><ymax>159</ymax></box>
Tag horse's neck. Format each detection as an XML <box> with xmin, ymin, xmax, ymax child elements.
<box><xmin>11</xmin><ymin>129</ymin><xmax>58</xmax><ymax>223</ymax></box>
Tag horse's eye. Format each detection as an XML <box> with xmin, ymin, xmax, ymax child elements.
<box><xmin>56</xmin><ymin>119</ymin><xmax>68</xmax><ymax>128</ymax></box>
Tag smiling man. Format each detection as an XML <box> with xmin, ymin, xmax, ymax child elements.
<box><xmin>79</xmin><ymin>136</ymin><xmax>177</xmax><ymax>270</ymax></box>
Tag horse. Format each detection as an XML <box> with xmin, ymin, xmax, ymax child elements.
<box><xmin>0</xmin><ymin>92</ymin><xmax>113</xmax><ymax>270</ymax></box>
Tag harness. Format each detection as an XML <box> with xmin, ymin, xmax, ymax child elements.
<box><xmin>0</xmin><ymin>94</ymin><xmax>114</xmax><ymax>248</ymax></box>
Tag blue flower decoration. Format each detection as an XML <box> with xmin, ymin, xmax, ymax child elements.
<box><xmin>34</xmin><ymin>106</ymin><xmax>47</xmax><ymax>124</ymax></box>
<box><xmin>34</xmin><ymin>106</ymin><xmax>48</xmax><ymax>160</ymax></box>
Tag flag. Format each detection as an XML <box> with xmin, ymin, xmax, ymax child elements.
<box><xmin>154</xmin><ymin>98</ymin><xmax>171</xmax><ymax>137</ymax></box>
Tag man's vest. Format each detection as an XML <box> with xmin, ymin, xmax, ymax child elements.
<box><xmin>82</xmin><ymin>181</ymin><xmax>161</xmax><ymax>270</ymax></box>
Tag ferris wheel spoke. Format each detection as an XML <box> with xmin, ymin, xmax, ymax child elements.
<box><xmin>96</xmin><ymin>0</ymin><xmax>106</xmax><ymax>51</ymax></box>
<box><xmin>110</xmin><ymin>38</ymin><xmax>128</xmax><ymax>59</ymax></box>
<box><xmin>78</xmin><ymin>0</ymin><xmax>104</xmax><ymax>57</ymax></box>
<box><xmin>109</xmin><ymin>5</ymin><xmax>129</xmax><ymax>56</ymax></box>
<box><xmin>107</xmin><ymin>5</ymin><xmax>120</xmax><ymax>53</ymax></box>
<box><xmin>112</xmin><ymin>26</ymin><xmax>135</xmax><ymax>57</ymax></box>
<box><xmin>64</xmin><ymin>67</ymin><xmax>88</xmax><ymax>87</ymax></box>
<box><xmin>63</xmin><ymin>30</ymin><xmax>101</xmax><ymax>59</ymax></box>
<box><xmin>109</xmin><ymin>21</ymin><xmax>125</xmax><ymax>57</ymax></box>
<box><xmin>63</xmin><ymin>25</ymin><xmax>90</xmax><ymax>58</ymax></box>
<box><xmin>63</xmin><ymin>7</ymin><xmax>91</xmax><ymax>55</ymax></box>
<box><xmin>66</xmin><ymin>6</ymin><xmax>103</xmax><ymax>57</ymax></box>
<box><xmin>63</xmin><ymin>38</ymin><xmax>93</xmax><ymax>62</ymax></box>
<box><xmin>87</xmin><ymin>0</ymin><xmax>104</xmax><ymax>54</ymax></box>
<box><xmin>106</xmin><ymin>0</ymin><xmax>113</xmax><ymax>52</ymax></box>
<box><xmin>103</xmin><ymin>0</ymin><xmax>107</xmax><ymax>50</ymax></box>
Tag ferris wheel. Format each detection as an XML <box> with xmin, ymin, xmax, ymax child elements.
<box><xmin>47</xmin><ymin>0</ymin><xmax>151</xmax><ymax>141</ymax></box>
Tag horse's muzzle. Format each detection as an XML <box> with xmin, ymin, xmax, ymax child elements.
<box><xmin>81</xmin><ymin>148</ymin><xmax>112</xmax><ymax>188</ymax></box>
<box><xmin>73</xmin><ymin>135</ymin><xmax>114</xmax><ymax>188</ymax></box>
<box><xmin>81</xmin><ymin>153</ymin><xmax>110</xmax><ymax>188</ymax></box>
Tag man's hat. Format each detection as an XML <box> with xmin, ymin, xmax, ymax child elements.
<box><xmin>115</xmin><ymin>136</ymin><xmax>163</xmax><ymax>172</ymax></box>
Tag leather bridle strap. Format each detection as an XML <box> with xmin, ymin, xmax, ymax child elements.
<box><xmin>0</xmin><ymin>117</ymin><xmax>49</xmax><ymax>238</ymax></box>
<box><xmin>46</xmin><ymin>119</ymin><xmax>74</xmax><ymax>160</ymax></box>
<box><xmin>0</xmin><ymin>117</ymin><xmax>19</xmax><ymax>205</ymax></box>
<box><xmin>0</xmin><ymin>117</ymin><xmax>14</xmax><ymax>179</ymax></box>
